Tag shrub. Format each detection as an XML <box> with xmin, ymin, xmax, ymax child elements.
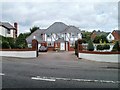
<box><xmin>2</xmin><ymin>41</ymin><xmax>10</xmax><ymax>49</ymax></box>
<box><xmin>6</xmin><ymin>37</ymin><xmax>16</xmax><ymax>48</ymax></box>
<box><xmin>87</xmin><ymin>39</ymin><xmax>94</xmax><ymax>51</ymax></box>
<box><xmin>96</xmin><ymin>45</ymin><xmax>104</xmax><ymax>50</ymax></box>
<box><xmin>97</xmin><ymin>44</ymin><xmax>110</xmax><ymax>50</ymax></box>
<box><xmin>103</xmin><ymin>44</ymin><xmax>110</xmax><ymax>50</ymax></box>
<box><xmin>112</xmin><ymin>41</ymin><xmax>120</xmax><ymax>51</ymax></box>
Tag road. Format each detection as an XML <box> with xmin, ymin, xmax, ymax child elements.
<box><xmin>1</xmin><ymin>51</ymin><xmax>119</xmax><ymax>88</ymax></box>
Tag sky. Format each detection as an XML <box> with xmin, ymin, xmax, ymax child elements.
<box><xmin>1</xmin><ymin>0</ymin><xmax>119</xmax><ymax>34</ymax></box>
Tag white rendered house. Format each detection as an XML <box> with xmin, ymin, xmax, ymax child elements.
<box><xmin>0</xmin><ymin>22</ymin><xmax>18</xmax><ymax>38</ymax></box>
<box><xmin>26</xmin><ymin>22</ymin><xmax>82</xmax><ymax>51</ymax></box>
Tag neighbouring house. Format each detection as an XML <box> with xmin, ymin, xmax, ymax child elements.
<box><xmin>107</xmin><ymin>30</ymin><xmax>120</xmax><ymax>42</ymax></box>
<box><xmin>91</xmin><ymin>30</ymin><xmax>108</xmax><ymax>41</ymax></box>
<box><xmin>0</xmin><ymin>22</ymin><xmax>18</xmax><ymax>38</ymax></box>
<box><xmin>26</xmin><ymin>22</ymin><xmax>82</xmax><ymax>51</ymax></box>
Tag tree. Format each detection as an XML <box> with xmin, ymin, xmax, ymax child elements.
<box><xmin>87</xmin><ymin>39</ymin><xmax>94</xmax><ymax>51</ymax></box>
<box><xmin>15</xmin><ymin>33</ymin><xmax>28</xmax><ymax>49</ymax></box>
<box><xmin>82</xmin><ymin>31</ymin><xmax>91</xmax><ymax>43</ymax></box>
<box><xmin>30</xmin><ymin>26</ymin><xmax>39</xmax><ymax>34</ymax></box>
<box><xmin>100</xmin><ymin>34</ymin><xmax>108</xmax><ymax>43</ymax></box>
<box><xmin>112</xmin><ymin>41</ymin><xmax>120</xmax><ymax>51</ymax></box>
<box><xmin>23</xmin><ymin>32</ymin><xmax>31</xmax><ymax>38</ymax></box>
<box><xmin>93</xmin><ymin>36</ymin><xmax>101</xmax><ymax>43</ymax></box>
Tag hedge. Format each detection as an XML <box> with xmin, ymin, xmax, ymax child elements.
<box><xmin>96</xmin><ymin>44</ymin><xmax>110</xmax><ymax>50</ymax></box>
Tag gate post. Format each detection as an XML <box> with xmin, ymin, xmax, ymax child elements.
<box><xmin>32</xmin><ymin>39</ymin><xmax>38</xmax><ymax>57</ymax></box>
<box><xmin>77</xmin><ymin>39</ymin><xmax>83</xmax><ymax>58</ymax></box>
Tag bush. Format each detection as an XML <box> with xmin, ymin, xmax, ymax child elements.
<box><xmin>87</xmin><ymin>39</ymin><xmax>94</xmax><ymax>51</ymax></box>
<box><xmin>103</xmin><ymin>44</ymin><xmax>110</xmax><ymax>50</ymax></box>
<box><xmin>112</xmin><ymin>41</ymin><xmax>120</xmax><ymax>51</ymax></box>
<box><xmin>6</xmin><ymin>37</ymin><xmax>16</xmax><ymax>48</ymax></box>
<box><xmin>96</xmin><ymin>45</ymin><xmax>104</xmax><ymax>50</ymax></box>
<box><xmin>97</xmin><ymin>44</ymin><xmax>110</xmax><ymax>50</ymax></box>
<box><xmin>2</xmin><ymin>41</ymin><xmax>10</xmax><ymax>49</ymax></box>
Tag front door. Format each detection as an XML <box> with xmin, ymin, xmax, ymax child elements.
<box><xmin>60</xmin><ymin>42</ymin><xmax>65</xmax><ymax>50</ymax></box>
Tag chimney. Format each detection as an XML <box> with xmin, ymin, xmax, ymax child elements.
<box><xmin>14</xmin><ymin>22</ymin><xmax>18</xmax><ymax>38</ymax></box>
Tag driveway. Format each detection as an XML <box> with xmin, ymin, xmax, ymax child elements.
<box><xmin>1</xmin><ymin>51</ymin><xmax>119</xmax><ymax>88</ymax></box>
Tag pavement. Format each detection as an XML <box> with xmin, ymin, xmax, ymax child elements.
<box><xmin>1</xmin><ymin>51</ymin><xmax>119</xmax><ymax>88</ymax></box>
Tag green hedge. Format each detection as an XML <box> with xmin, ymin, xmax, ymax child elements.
<box><xmin>2</xmin><ymin>41</ymin><xmax>10</xmax><ymax>49</ymax></box>
<box><xmin>96</xmin><ymin>44</ymin><xmax>110</xmax><ymax>50</ymax></box>
<box><xmin>0</xmin><ymin>34</ymin><xmax>28</xmax><ymax>49</ymax></box>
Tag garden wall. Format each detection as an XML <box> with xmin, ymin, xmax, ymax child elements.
<box><xmin>79</xmin><ymin>51</ymin><xmax>120</xmax><ymax>63</ymax></box>
<box><xmin>0</xmin><ymin>49</ymin><xmax>37</xmax><ymax>58</ymax></box>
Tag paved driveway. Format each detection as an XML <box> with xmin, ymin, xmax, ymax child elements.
<box><xmin>1</xmin><ymin>51</ymin><xmax>119</xmax><ymax>88</ymax></box>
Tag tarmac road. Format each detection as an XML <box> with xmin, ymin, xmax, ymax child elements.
<box><xmin>1</xmin><ymin>51</ymin><xmax>119</xmax><ymax>88</ymax></box>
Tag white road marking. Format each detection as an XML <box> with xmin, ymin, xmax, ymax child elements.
<box><xmin>31</xmin><ymin>76</ymin><xmax>120</xmax><ymax>84</ymax></box>
<box><xmin>31</xmin><ymin>76</ymin><xmax>56</xmax><ymax>82</ymax></box>
<box><xmin>0</xmin><ymin>73</ymin><xmax>5</xmax><ymax>76</ymax></box>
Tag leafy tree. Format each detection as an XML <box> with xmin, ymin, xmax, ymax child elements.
<box><xmin>93</xmin><ymin>36</ymin><xmax>101</xmax><ymax>43</ymax></box>
<box><xmin>87</xmin><ymin>39</ymin><xmax>94</xmax><ymax>51</ymax></box>
<box><xmin>30</xmin><ymin>26</ymin><xmax>39</xmax><ymax>34</ymax></box>
<box><xmin>93</xmin><ymin>34</ymin><xmax>108</xmax><ymax>44</ymax></box>
<box><xmin>82</xmin><ymin>31</ymin><xmax>91</xmax><ymax>43</ymax></box>
<box><xmin>23</xmin><ymin>32</ymin><xmax>31</xmax><ymax>38</ymax></box>
<box><xmin>100</xmin><ymin>34</ymin><xmax>108</xmax><ymax>43</ymax></box>
<box><xmin>112</xmin><ymin>41</ymin><xmax>120</xmax><ymax>51</ymax></box>
<box><xmin>15</xmin><ymin>33</ymin><xmax>28</xmax><ymax>49</ymax></box>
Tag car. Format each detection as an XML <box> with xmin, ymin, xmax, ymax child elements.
<box><xmin>39</xmin><ymin>46</ymin><xmax>48</xmax><ymax>52</ymax></box>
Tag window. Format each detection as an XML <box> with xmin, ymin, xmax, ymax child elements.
<box><xmin>48</xmin><ymin>42</ymin><xmax>54</xmax><ymax>47</ymax></box>
<box><xmin>71</xmin><ymin>33</ymin><xmax>75</xmax><ymax>37</ymax></box>
<box><xmin>47</xmin><ymin>35</ymin><xmax>50</xmax><ymax>37</ymax></box>
<box><xmin>47</xmin><ymin>34</ymin><xmax>51</xmax><ymax>37</ymax></box>
<box><xmin>109</xmin><ymin>35</ymin><xmax>111</xmax><ymax>39</ymax></box>
<box><xmin>7</xmin><ymin>29</ymin><xmax>10</xmax><ymax>34</ymax></box>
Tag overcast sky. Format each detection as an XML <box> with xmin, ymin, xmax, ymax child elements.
<box><xmin>1</xmin><ymin>0</ymin><xmax>119</xmax><ymax>34</ymax></box>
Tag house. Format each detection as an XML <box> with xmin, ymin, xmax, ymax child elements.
<box><xmin>26</xmin><ymin>22</ymin><xmax>82</xmax><ymax>51</ymax></box>
<box><xmin>107</xmin><ymin>30</ymin><xmax>120</xmax><ymax>42</ymax></box>
<box><xmin>91</xmin><ymin>30</ymin><xmax>108</xmax><ymax>41</ymax></box>
<box><xmin>0</xmin><ymin>22</ymin><xmax>18</xmax><ymax>38</ymax></box>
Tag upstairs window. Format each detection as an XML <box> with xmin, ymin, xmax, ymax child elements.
<box><xmin>47</xmin><ymin>35</ymin><xmax>50</xmax><ymax>37</ymax></box>
<box><xmin>71</xmin><ymin>33</ymin><xmax>75</xmax><ymax>37</ymax></box>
